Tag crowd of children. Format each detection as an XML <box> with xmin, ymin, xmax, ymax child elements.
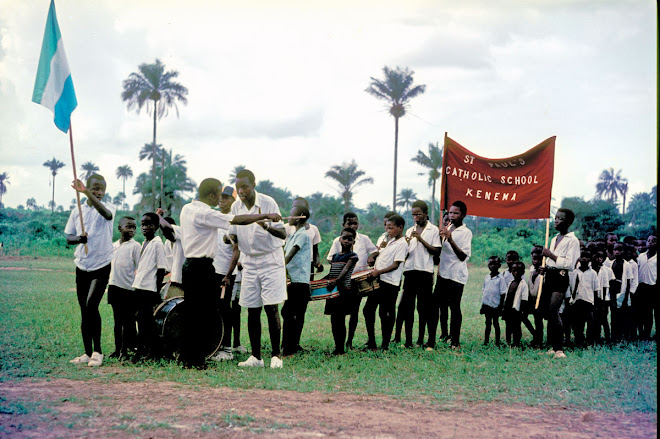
<box><xmin>64</xmin><ymin>172</ymin><xmax>657</xmax><ymax>368</ymax></box>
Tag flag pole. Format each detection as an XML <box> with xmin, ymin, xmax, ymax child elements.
<box><xmin>69</xmin><ymin>123</ymin><xmax>88</xmax><ymax>255</ymax></box>
<box><xmin>535</xmin><ymin>217</ymin><xmax>550</xmax><ymax>309</ymax></box>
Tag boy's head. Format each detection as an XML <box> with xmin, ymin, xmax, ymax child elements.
<box><xmin>613</xmin><ymin>242</ymin><xmax>625</xmax><ymax>260</ymax></box>
<box><xmin>441</xmin><ymin>212</ymin><xmax>450</xmax><ymax>228</ymax></box>
<box><xmin>141</xmin><ymin>213</ymin><xmax>159</xmax><ymax>238</ymax></box>
<box><xmin>591</xmin><ymin>250</ymin><xmax>605</xmax><ymax>268</ymax></box>
<box><xmin>198</xmin><ymin>178</ymin><xmax>223</xmax><ymax>206</ymax></box>
<box><xmin>635</xmin><ymin>239</ymin><xmax>648</xmax><ymax>254</ymax></box>
<box><xmin>85</xmin><ymin>174</ymin><xmax>106</xmax><ymax>202</ymax></box>
<box><xmin>487</xmin><ymin>256</ymin><xmax>501</xmax><ymax>273</ymax></box>
<box><xmin>622</xmin><ymin>235</ymin><xmax>637</xmax><ymax>246</ymax></box>
<box><xmin>118</xmin><ymin>216</ymin><xmax>137</xmax><ymax>240</ymax></box>
<box><xmin>219</xmin><ymin>185</ymin><xmax>236</xmax><ymax>213</ymax></box>
<box><xmin>531</xmin><ymin>251</ymin><xmax>543</xmax><ymax>268</ymax></box>
<box><xmin>606</xmin><ymin>232</ymin><xmax>618</xmax><ymax>251</ymax></box>
<box><xmin>385</xmin><ymin>214</ymin><xmax>405</xmax><ymax>238</ymax></box>
<box><xmin>623</xmin><ymin>243</ymin><xmax>636</xmax><ymax>261</ymax></box>
<box><xmin>339</xmin><ymin>227</ymin><xmax>357</xmax><ymax>249</ymax></box>
<box><xmin>289</xmin><ymin>205</ymin><xmax>309</xmax><ymax>227</ymax></box>
<box><xmin>505</xmin><ymin>250</ymin><xmax>520</xmax><ymax>269</ymax></box>
<box><xmin>578</xmin><ymin>249</ymin><xmax>591</xmax><ymax>268</ymax></box>
<box><xmin>594</xmin><ymin>238</ymin><xmax>607</xmax><ymax>253</ymax></box>
<box><xmin>383</xmin><ymin>211</ymin><xmax>397</xmax><ymax>228</ymax></box>
<box><xmin>579</xmin><ymin>240</ymin><xmax>586</xmax><ymax>252</ymax></box>
<box><xmin>647</xmin><ymin>234</ymin><xmax>657</xmax><ymax>252</ymax></box>
<box><xmin>511</xmin><ymin>261</ymin><xmax>525</xmax><ymax>279</ymax></box>
<box><xmin>554</xmin><ymin>208</ymin><xmax>575</xmax><ymax>232</ymax></box>
<box><xmin>343</xmin><ymin>212</ymin><xmax>359</xmax><ymax>231</ymax></box>
<box><xmin>235</xmin><ymin>169</ymin><xmax>256</xmax><ymax>204</ymax></box>
<box><xmin>448</xmin><ymin>201</ymin><xmax>467</xmax><ymax>225</ymax></box>
<box><xmin>411</xmin><ymin>201</ymin><xmax>429</xmax><ymax>225</ymax></box>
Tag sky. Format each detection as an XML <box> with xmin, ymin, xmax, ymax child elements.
<box><xmin>0</xmin><ymin>0</ymin><xmax>657</xmax><ymax>214</ymax></box>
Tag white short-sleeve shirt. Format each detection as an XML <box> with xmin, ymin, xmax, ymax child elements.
<box><xmin>213</xmin><ymin>225</ymin><xmax>234</xmax><ymax>275</ymax></box>
<box><xmin>132</xmin><ymin>237</ymin><xmax>167</xmax><ymax>292</ymax></box>
<box><xmin>168</xmin><ymin>225</ymin><xmax>185</xmax><ymax>284</ymax></box>
<box><xmin>64</xmin><ymin>202</ymin><xmax>116</xmax><ymax>271</ymax></box>
<box><xmin>594</xmin><ymin>265</ymin><xmax>616</xmax><ymax>301</ymax></box>
<box><xmin>228</xmin><ymin>191</ymin><xmax>284</xmax><ymax>256</ymax></box>
<box><xmin>637</xmin><ymin>251</ymin><xmax>657</xmax><ymax>285</ymax></box>
<box><xmin>327</xmin><ymin>233</ymin><xmax>378</xmax><ymax>272</ymax></box>
<box><xmin>438</xmin><ymin>224</ymin><xmax>472</xmax><ymax>285</ymax></box>
<box><xmin>180</xmin><ymin>200</ymin><xmax>235</xmax><ymax>258</ymax></box>
<box><xmin>482</xmin><ymin>273</ymin><xmax>507</xmax><ymax>308</ymax></box>
<box><xmin>375</xmin><ymin>237</ymin><xmax>408</xmax><ymax>286</ymax></box>
<box><xmin>504</xmin><ymin>278</ymin><xmax>529</xmax><ymax>312</ymax></box>
<box><xmin>546</xmin><ymin>232</ymin><xmax>580</xmax><ymax>271</ymax></box>
<box><xmin>403</xmin><ymin>221</ymin><xmax>441</xmax><ymax>273</ymax></box>
<box><xmin>569</xmin><ymin>267</ymin><xmax>601</xmax><ymax>305</ymax></box>
<box><xmin>108</xmin><ymin>239</ymin><xmax>141</xmax><ymax>290</ymax></box>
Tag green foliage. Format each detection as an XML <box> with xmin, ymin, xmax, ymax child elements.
<box><xmin>256</xmin><ymin>180</ymin><xmax>292</xmax><ymax>211</ymax></box>
<box><xmin>0</xmin><ymin>208</ymin><xmax>73</xmax><ymax>257</ymax></box>
<box><xmin>561</xmin><ymin>197</ymin><xmax>625</xmax><ymax>241</ymax></box>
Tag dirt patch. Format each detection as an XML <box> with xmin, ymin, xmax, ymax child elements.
<box><xmin>0</xmin><ymin>377</ymin><xmax>656</xmax><ymax>438</ymax></box>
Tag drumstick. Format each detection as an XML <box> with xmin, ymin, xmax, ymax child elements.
<box><xmin>220</xmin><ymin>285</ymin><xmax>226</xmax><ymax>299</ymax></box>
<box><xmin>263</xmin><ymin>215</ymin><xmax>306</xmax><ymax>222</ymax></box>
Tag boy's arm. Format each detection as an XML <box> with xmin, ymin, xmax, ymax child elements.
<box><xmin>285</xmin><ymin>244</ymin><xmax>301</xmax><ymax>266</ymax></box>
<box><xmin>156</xmin><ymin>268</ymin><xmax>166</xmax><ymax>290</ymax></box>
<box><xmin>155</xmin><ymin>208</ymin><xmax>176</xmax><ymax>242</ymax></box>
<box><xmin>410</xmin><ymin>230</ymin><xmax>441</xmax><ymax>256</ymax></box>
<box><xmin>327</xmin><ymin>258</ymin><xmax>357</xmax><ymax>290</ymax></box>
<box><xmin>445</xmin><ymin>232</ymin><xmax>468</xmax><ymax>261</ymax></box>
<box><xmin>222</xmin><ymin>243</ymin><xmax>240</xmax><ymax>287</ymax></box>
<box><xmin>256</xmin><ymin>220</ymin><xmax>287</xmax><ymax>240</ymax></box>
<box><xmin>66</xmin><ymin>233</ymin><xmax>88</xmax><ymax>245</ymax></box>
<box><xmin>369</xmin><ymin>260</ymin><xmax>401</xmax><ymax>278</ymax></box>
<box><xmin>71</xmin><ymin>179</ymin><xmax>113</xmax><ymax>220</ymax></box>
<box><xmin>312</xmin><ymin>244</ymin><xmax>322</xmax><ymax>271</ymax></box>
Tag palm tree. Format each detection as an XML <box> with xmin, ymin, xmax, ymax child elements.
<box><xmin>325</xmin><ymin>160</ymin><xmax>374</xmax><ymax>213</ymax></box>
<box><xmin>396</xmin><ymin>188</ymin><xmax>417</xmax><ymax>212</ymax></box>
<box><xmin>620</xmin><ymin>181</ymin><xmax>629</xmax><ymax>215</ymax></box>
<box><xmin>26</xmin><ymin>198</ymin><xmax>38</xmax><ymax>211</ymax></box>
<box><xmin>138</xmin><ymin>142</ymin><xmax>162</xmax><ymax>208</ymax></box>
<box><xmin>115</xmin><ymin>165</ymin><xmax>133</xmax><ymax>208</ymax></box>
<box><xmin>595</xmin><ymin>168</ymin><xmax>628</xmax><ymax>205</ymax></box>
<box><xmin>121</xmin><ymin>59</ymin><xmax>189</xmax><ymax>209</ymax></box>
<box><xmin>0</xmin><ymin>172</ymin><xmax>9</xmax><ymax>208</ymax></box>
<box><xmin>80</xmin><ymin>161</ymin><xmax>99</xmax><ymax>182</ymax></box>
<box><xmin>366</xmin><ymin>66</ymin><xmax>426</xmax><ymax>211</ymax></box>
<box><xmin>43</xmin><ymin>157</ymin><xmax>66</xmax><ymax>213</ymax></box>
<box><xmin>411</xmin><ymin>141</ymin><xmax>443</xmax><ymax>223</ymax></box>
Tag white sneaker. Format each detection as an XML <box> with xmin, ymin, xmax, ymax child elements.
<box><xmin>69</xmin><ymin>354</ymin><xmax>91</xmax><ymax>365</ymax></box>
<box><xmin>553</xmin><ymin>350</ymin><xmax>567</xmax><ymax>359</ymax></box>
<box><xmin>87</xmin><ymin>352</ymin><xmax>103</xmax><ymax>367</ymax></box>
<box><xmin>270</xmin><ymin>356</ymin><xmax>283</xmax><ymax>368</ymax></box>
<box><xmin>545</xmin><ymin>349</ymin><xmax>556</xmax><ymax>356</ymax></box>
<box><xmin>238</xmin><ymin>355</ymin><xmax>264</xmax><ymax>367</ymax></box>
<box><xmin>232</xmin><ymin>345</ymin><xmax>247</xmax><ymax>354</ymax></box>
<box><xmin>212</xmin><ymin>351</ymin><xmax>234</xmax><ymax>361</ymax></box>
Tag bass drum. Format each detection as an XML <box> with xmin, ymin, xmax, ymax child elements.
<box><xmin>159</xmin><ymin>281</ymin><xmax>185</xmax><ymax>300</ymax></box>
<box><xmin>153</xmin><ymin>297</ymin><xmax>223</xmax><ymax>360</ymax></box>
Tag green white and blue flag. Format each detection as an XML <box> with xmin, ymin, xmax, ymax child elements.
<box><xmin>32</xmin><ymin>0</ymin><xmax>77</xmax><ymax>133</ymax></box>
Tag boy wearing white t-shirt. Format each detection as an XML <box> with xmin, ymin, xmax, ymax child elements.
<box><xmin>637</xmin><ymin>234</ymin><xmax>657</xmax><ymax>340</ymax></box>
<box><xmin>569</xmin><ymin>250</ymin><xmax>601</xmax><ymax>347</ymax></box>
<box><xmin>132</xmin><ymin>213</ymin><xmax>167</xmax><ymax>358</ymax></box>
<box><xmin>364</xmin><ymin>214</ymin><xmax>407</xmax><ymax>350</ymax></box>
<box><xmin>107</xmin><ymin>216</ymin><xmax>141</xmax><ymax>358</ymax></box>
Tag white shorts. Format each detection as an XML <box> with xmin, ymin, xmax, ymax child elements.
<box><xmin>239</xmin><ymin>251</ymin><xmax>287</xmax><ymax>308</ymax></box>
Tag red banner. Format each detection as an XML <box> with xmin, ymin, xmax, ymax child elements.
<box><xmin>440</xmin><ymin>136</ymin><xmax>555</xmax><ymax>219</ymax></box>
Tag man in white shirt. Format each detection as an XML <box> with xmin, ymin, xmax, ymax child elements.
<box><xmin>427</xmin><ymin>201</ymin><xmax>472</xmax><ymax>350</ymax></box>
<box><xmin>637</xmin><ymin>234</ymin><xmax>657</xmax><ymax>340</ymax></box>
<box><xmin>65</xmin><ymin>175</ymin><xmax>116</xmax><ymax>367</ymax></box>
<box><xmin>179</xmin><ymin>177</ymin><xmax>279</xmax><ymax>369</ymax></box>
<box><xmin>395</xmin><ymin>201</ymin><xmax>441</xmax><ymax>347</ymax></box>
<box><xmin>540</xmin><ymin>208</ymin><xmax>581</xmax><ymax>359</ymax></box>
<box><xmin>228</xmin><ymin>170</ymin><xmax>288</xmax><ymax>368</ymax></box>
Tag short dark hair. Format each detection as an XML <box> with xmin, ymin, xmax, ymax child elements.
<box><xmin>119</xmin><ymin>216</ymin><xmax>136</xmax><ymax>225</ymax></box>
<box><xmin>384</xmin><ymin>211</ymin><xmax>397</xmax><ymax>219</ymax></box>
<box><xmin>341</xmin><ymin>227</ymin><xmax>357</xmax><ymax>238</ymax></box>
<box><xmin>488</xmin><ymin>255</ymin><xmax>501</xmax><ymax>263</ymax></box>
<box><xmin>343</xmin><ymin>212</ymin><xmax>358</xmax><ymax>225</ymax></box>
<box><xmin>387</xmin><ymin>214</ymin><xmax>405</xmax><ymax>228</ymax></box>
<box><xmin>411</xmin><ymin>200</ymin><xmax>428</xmax><ymax>214</ymax></box>
<box><xmin>622</xmin><ymin>235</ymin><xmax>637</xmax><ymax>245</ymax></box>
<box><xmin>506</xmin><ymin>250</ymin><xmax>520</xmax><ymax>260</ymax></box>
<box><xmin>236</xmin><ymin>169</ymin><xmax>256</xmax><ymax>185</ymax></box>
<box><xmin>293</xmin><ymin>197</ymin><xmax>309</xmax><ymax>208</ymax></box>
<box><xmin>512</xmin><ymin>261</ymin><xmax>525</xmax><ymax>272</ymax></box>
<box><xmin>142</xmin><ymin>212</ymin><xmax>159</xmax><ymax>226</ymax></box>
<box><xmin>613</xmin><ymin>241</ymin><xmax>625</xmax><ymax>249</ymax></box>
<box><xmin>199</xmin><ymin>178</ymin><xmax>222</xmax><ymax>198</ymax></box>
<box><xmin>580</xmin><ymin>249</ymin><xmax>591</xmax><ymax>258</ymax></box>
<box><xmin>451</xmin><ymin>200</ymin><xmax>467</xmax><ymax>216</ymax></box>
<box><xmin>86</xmin><ymin>174</ymin><xmax>105</xmax><ymax>187</ymax></box>
<box><xmin>557</xmin><ymin>208</ymin><xmax>575</xmax><ymax>226</ymax></box>
<box><xmin>531</xmin><ymin>245</ymin><xmax>543</xmax><ymax>255</ymax></box>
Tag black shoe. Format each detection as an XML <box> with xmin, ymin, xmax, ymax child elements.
<box><xmin>362</xmin><ymin>342</ymin><xmax>378</xmax><ymax>351</ymax></box>
<box><xmin>108</xmin><ymin>351</ymin><xmax>121</xmax><ymax>359</ymax></box>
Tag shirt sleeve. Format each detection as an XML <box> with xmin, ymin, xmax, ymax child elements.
<box><xmin>362</xmin><ymin>235</ymin><xmax>378</xmax><ymax>254</ymax></box>
<box><xmin>455</xmin><ymin>228</ymin><xmax>472</xmax><ymax>258</ymax></box>
<box><xmin>393</xmin><ymin>240</ymin><xmax>408</xmax><ymax>262</ymax></box>
<box><xmin>555</xmin><ymin>236</ymin><xmax>581</xmax><ymax>270</ymax></box>
<box><xmin>196</xmin><ymin>209</ymin><xmax>235</xmax><ymax>230</ymax></box>
<box><xmin>520</xmin><ymin>281</ymin><xmax>529</xmax><ymax>301</ymax></box>
<box><xmin>500</xmin><ymin>277</ymin><xmax>508</xmax><ymax>295</ymax></box>
<box><xmin>310</xmin><ymin>225</ymin><xmax>322</xmax><ymax>245</ymax></box>
<box><xmin>132</xmin><ymin>243</ymin><xmax>141</xmax><ymax>269</ymax></box>
<box><xmin>155</xmin><ymin>240</ymin><xmax>167</xmax><ymax>269</ymax></box>
<box><xmin>64</xmin><ymin>209</ymin><xmax>78</xmax><ymax>235</ymax></box>
<box><xmin>428</xmin><ymin>227</ymin><xmax>442</xmax><ymax>247</ymax></box>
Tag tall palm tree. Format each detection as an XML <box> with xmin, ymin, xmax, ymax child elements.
<box><xmin>366</xmin><ymin>66</ymin><xmax>426</xmax><ymax>211</ymax></box>
<box><xmin>0</xmin><ymin>172</ymin><xmax>9</xmax><ymax>208</ymax></box>
<box><xmin>411</xmin><ymin>141</ymin><xmax>443</xmax><ymax>223</ymax></box>
<box><xmin>121</xmin><ymin>59</ymin><xmax>189</xmax><ymax>209</ymax></box>
<box><xmin>620</xmin><ymin>181</ymin><xmax>629</xmax><ymax>215</ymax></box>
<box><xmin>80</xmin><ymin>161</ymin><xmax>99</xmax><ymax>182</ymax></box>
<box><xmin>325</xmin><ymin>160</ymin><xmax>374</xmax><ymax>213</ymax></box>
<box><xmin>396</xmin><ymin>188</ymin><xmax>417</xmax><ymax>212</ymax></box>
<box><xmin>115</xmin><ymin>165</ymin><xmax>133</xmax><ymax>208</ymax></box>
<box><xmin>26</xmin><ymin>198</ymin><xmax>38</xmax><ymax>211</ymax></box>
<box><xmin>595</xmin><ymin>168</ymin><xmax>627</xmax><ymax>205</ymax></box>
<box><xmin>43</xmin><ymin>157</ymin><xmax>66</xmax><ymax>213</ymax></box>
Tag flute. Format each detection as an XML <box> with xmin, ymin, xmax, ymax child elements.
<box><xmin>263</xmin><ymin>215</ymin><xmax>306</xmax><ymax>222</ymax></box>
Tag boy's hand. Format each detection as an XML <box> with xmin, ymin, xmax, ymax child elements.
<box><xmin>315</xmin><ymin>262</ymin><xmax>324</xmax><ymax>273</ymax></box>
<box><xmin>265</xmin><ymin>213</ymin><xmax>282</xmax><ymax>222</ymax></box>
<box><xmin>221</xmin><ymin>275</ymin><xmax>231</xmax><ymax>287</ymax></box>
<box><xmin>156</xmin><ymin>208</ymin><xmax>165</xmax><ymax>216</ymax></box>
<box><xmin>368</xmin><ymin>269</ymin><xmax>379</xmax><ymax>279</ymax></box>
<box><xmin>78</xmin><ymin>233</ymin><xmax>88</xmax><ymax>244</ymax></box>
<box><xmin>257</xmin><ymin>220</ymin><xmax>268</xmax><ymax>230</ymax></box>
<box><xmin>71</xmin><ymin>179</ymin><xmax>87</xmax><ymax>193</ymax></box>
<box><xmin>327</xmin><ymin>279</ymin><xmax>336</xmax><ymax>291</ymax></box>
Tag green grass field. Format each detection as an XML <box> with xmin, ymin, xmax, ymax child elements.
<box><xmin>0</xmin><ymin>257</ymin><xmax>656</xmax><ymax>413</ymax></box>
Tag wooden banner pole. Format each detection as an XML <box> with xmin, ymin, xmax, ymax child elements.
<box><xmin>69</xmin><ymin>124</ymin><xmax>88</xmax><ymax>255</ymax></box>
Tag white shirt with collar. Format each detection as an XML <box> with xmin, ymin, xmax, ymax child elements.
<box><xmin>504</xmin><ymin>278</ymin><xmax>529</xmax><ymax>312</ymax></box>
<box><xmin>568</xmin><ymin>267</ymin><xmax>601</xmax><ymax>305</ymax></box>
<box><xmin>375</xmin><ymin>236</ymin><xmax>408</xmax><ymax>286</ymax></box>
<box><xmin>132</xmin><ymin>237</ymin><xmax>167</xmax><ymax>292</ymax></box>
<box><xmin>594</xmin><ymin>264</ymin><xmax>615</xmax><ymax>301</ymax></box>
<box><xmin>627</xmin><ymin>259</ymin><xmax>639</xmax><ymax>293</ymax></box>
<box><xmin>168</xmin><ymin>225</ymin><xmax>185</xmax><ymax>283</ymax></box>
<box><xmin>637</xmin><ymin>251</ymin><xmax>657</xmax><ymax>285</ymax></box>
<box><xmin>438</xmin><ymin>224</ymin><xmax>472</xmax><ymax>285</ymax></box>
<box><xmin>180</xmin><ymin>200</ymin><xmax>235</xmax><ymax>258</ymax></box>
<box><xmin>327</xmin><ymin>232</ymin><xmax>378</xmax><ymax>272</ymax></box>
<box><xmin>228</xmin><ymin>191</ymin><xmax>284</xmax><ymax>257</ymax></box>
<box><xmin>285</xmin><ymin>223</ymin><xmax>321</xmax><ymax>246</ymax></box>
<box><xmin>64</xmin><ymin>202</ymin><xmax>116</xmax><ymax>271</ymax></box>
<box><xmin>611</xmin><ymin>259</ymin><xmax>635</xmax><ymax>308</ymax></box>
<box><xmin>545</xmin><ymin>232</ymin><xmax>580</xmax><ymax>271</ymax></box>
<box><xmin>213</xmin><ymin>226</ymin><xmax>234</xmax><ymax>275</ymax></box>
<box><xmin>108</xmin><ymin>239</ymin><xmax>141</xmax><ymax>290</ymax></box>
<box><xmin>403</xmin><ymin>221</ymin><xmax>441</xmax><ymax>273</ymax></box>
